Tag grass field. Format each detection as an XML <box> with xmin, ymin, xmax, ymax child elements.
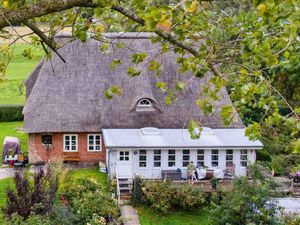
<box><xmin>0</xmin><ymin>122</ymin><xmax>27</xmax><ymax>163</ymax></box>
<box><xmin>0</xmin><ymin>177</ymin><xmax>14</xmax><ymax>222</ymax></box>
<box><xmin>0</xmin><ymin>44</ymin><xmax>43</xmax><ymax>105</ymax></box>
<box><xmin>137</xmin><ymin>207</ymin><xmax>212</xmax><ymax>225</ymax></box>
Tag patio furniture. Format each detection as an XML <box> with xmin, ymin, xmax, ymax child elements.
<box><xmin>2</xmin><ymin>136</ymin><xmax>21</xmax><ymax>162</ymax></box>
<box><xmin>224</xmin><ymin>164</ymin><xmax>235</xmax><ymax>179</ymax></box>
<box><xmin>196</xmin><ymin>167</ymin><xmax>225</xmax><ymax>180</ymax></box>
<box><xmin>162</xmin><ymin>170</ymin><xmax>182</xmax><ymax>180</ymax></box>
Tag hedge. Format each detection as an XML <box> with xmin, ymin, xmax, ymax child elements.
<box><xmin>0</xmin><ymin>105</ymin><xmax>24</xmax><ymax>122</ymax></box>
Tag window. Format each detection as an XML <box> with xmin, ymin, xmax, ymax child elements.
<box><xmin>153</xmin><ymin>150</ymin><xmax>161</xmax><ymax>167</ymax></box>
<box><xmin>168</xmin><ymin>150</ymin><xmax>176</xmax><ymax>167</ymax></box>
<box><xmin>226</xmin><ymin>149</ymin><xmax>234</xmax><ymax>166</ymax></box>
<box><xmin>139</xmin><ymin>150</ymin><xmax>147</xmax><ymax>167</ymax></box>
<box><xmin>211</xmin><ymin>150</ymin><xmax>219</xmax><ymax>167</ymax></box>
<box><xmin>138</xmin><ymin>98</ymin><xmax>152</xmax><ymax>107</ymax></box>
<box><xmin>41</xmin><ymin>134</ymin><xmax>52</xmax><ymax>145</ymax></box>
<box><xmin>88</xmin><ymin>134</ymin><xmax>101</xmax><ymax>151</ymax></box>
<box><xmin>240</xmin><ymin>150</ymin><xmax>248</xmax><ymax>167</ymax></box>
<box><xmin>197</xmin><ymin>149</ymin><xmax>205</xmax><ymax>167</ymax></box>
<box><xmin>182</xmin><ymin>149</ymin><xmax>190</xmax><ymax>167</ymax></box>
<box><xmin>64</xmin><ymin>135</ymin><xmax>78</xmax><ymax>151</ymax></box>
<box><xmin>119</xmin><ymin>151</ymin><xmax>129</xmax><ymax>161</ymax></box>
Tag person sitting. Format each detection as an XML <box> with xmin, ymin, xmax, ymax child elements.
<box><xmin>187</xmin><ymin>161</ymin><xmax>197</xmax><ymax>182</ymax></box>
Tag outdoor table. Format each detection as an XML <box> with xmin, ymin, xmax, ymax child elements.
<box><xmin>196</xmin><ymin>167</ymin><xmax>225</xmax><ymax>179</ymax></box>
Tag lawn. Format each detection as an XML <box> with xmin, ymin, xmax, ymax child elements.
<box><xmin>0</xmin><ymin>177</ymin><xmax>14</xmax><ymax>222</ymax></box>
<box><xmin>137</xmin><ymin>207</ymin><xmax>212</xmax><ymax>225</ymax></box>
<box><xmin>0</xmin><ymin>44</ymin><xmax>43</xmax><ymax>105</ymax></box>
<box><xmin>0</xmin><ymin>122</ymin><xmax>27</xmax><ymax>162</ymax></box>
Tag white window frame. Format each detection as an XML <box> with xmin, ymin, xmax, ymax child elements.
<box><xmin>137</xmin><ymin>98</ymin><xmax>152</xmax><ymax>107</ymax></box>
<box><xmin>182</xmin><ymin>149</ymin><xmax>190</xmax><ymax>167</ymax></box>
<box><xmin>211</xmin><ymin>149</ymin><xmax>219</xmax><ymax>167</ymax></box>
<box><xmin>63</xmin><ymin>134</ymin><xmax>78</xmax><ymax>152</ymax></box>
<box><xmin>139</xmin><ymin>150</ymin><xmax>147</xmax><ymax>167</ymax></box>
<box><xmin>240</xmin><ymin>149</ymin><xmax>248</xmax><ymax>167</ymax></box>
<box><xmin>226</xmin><ymin>149</ymin><xmax>234</xmax><ymax>166</ymax></box>
<box><xmin>153</xmin><ymin>149</ymin><xmax>161</xmax><ymax>168</ymax></box>
<box><xmin>87</xmin><ymin>134</ymin><xmax>102</xmax><ymax>152</ymax></box>
<box><xmin>197</xmin><ymin>149</ymin><xmax>205</xmax><ymax>167</ymax></box>
<box><xmin>168</xmin><ymin>149</ymin><xmax>176</xmax><ymax>167</ymax></box>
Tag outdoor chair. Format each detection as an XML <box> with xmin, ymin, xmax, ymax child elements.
<box><xmin>224</xmin><ymin>164</ymin><xmax>235</xmax><ymax>179</ymax></box>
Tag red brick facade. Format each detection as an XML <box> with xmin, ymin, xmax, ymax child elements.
<box><xmin>28</xmin><ymin>133</ymin><xmax>106</xmax><ymax>164</ymax></box>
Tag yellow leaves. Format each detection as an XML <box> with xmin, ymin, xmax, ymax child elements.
<box><xmin>257</xmin><ymin>4</ymin><xmax>267</xmax><ymax>14</ymax></box>
<box><xmin>2</xmin><ymin>0</ymin><xmax>9</xmax><ymax>8</ymax></box>
<box><xmin>186</xmin><ymin>1</ymin><xmax>197</xmax><ymax>14</ymax></box>
<box><xmin>157</xmin><ymin>19</ymin><xmax>172</xmax><ymax>33</ymax></box>
<box><xmin>1</xmin><ymin>44</ymin><xmax>9</xmax><ymax>53</ymax></box>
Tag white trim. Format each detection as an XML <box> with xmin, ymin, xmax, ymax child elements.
<box><xmin>137</xmin><ymin>98</ymin><xmax>152</xmax><ymax>107</ymax></box>
<box><xmin>87</xmin><ymin>134</ymin><xmax>102</xmax><ymax>152</ymax></box>
<box><xmin>63</xmin><ymin>134</ymin><xmax>78</xmax><ymax>152</ymax></box>
<box><xmin>107</xmin><ymin>147</ymin><xmax>263</xmax><ymax>150</ymax></box>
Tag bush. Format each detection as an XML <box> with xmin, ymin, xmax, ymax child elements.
<box><xmin>6</xmin><ymin>213</ymin><xmax>51</xmax><ymax>225</ymax></box>
<box><xmin>131</xmin><ymin>176</ymin><xmax>143</xmax><ymax>206</ymax></box>
<box><xmin>49</xmin><ymin>204</ymin><xmax>79</xmax><ymax>225</ymax></box>
<box><xmin>211</xmin><ymin>177</ymin><xmax>282</xmax><ymax>225</ymax></box>
<box><xmin>142</xmin><ymin>181</ymin><xmax>206</xmax><ymax>214</ymax></box>
<box><xmin>0</xmin><ymin>105</ymin><xmax>23</xmax><ymax>122</ymax></box>
<box><xmin>5</xmin><ymin>167</ymin><xmax>58</xmax><ymax>219</ymax></box>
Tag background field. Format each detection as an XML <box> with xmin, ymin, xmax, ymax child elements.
<box><xmin>0</xmin><ymin>44</ymin><xmax>43</xmax><ymax>105</ymax></box>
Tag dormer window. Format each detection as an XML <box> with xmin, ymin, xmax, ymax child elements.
<box><xmin>138</xmin><ymin>99</ymin><xmax>152</xmax><ymax>107</ymax></box>
<box><xmin>136</xmin><ymin>98</ymin><xmax>155</xmax><ymax>112</ymax></box>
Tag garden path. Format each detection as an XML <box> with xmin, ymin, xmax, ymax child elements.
<box><xmin>120</xmin><ymin>205</ymin><xmax>140</xmax><ymax>225</ymax></box>
<box><xmin>0</xmin><ymin>168</ymin><xmax>14</xmax><ymax>180</ymax></box>
<box><xmin>276</xmin><ymin>198</ymin><xmax>300</xmax><ymax>214</ymax></box>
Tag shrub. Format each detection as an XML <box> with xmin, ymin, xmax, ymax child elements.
<box><xmin>142</xmin><ymin>181</ymin><xmax>206</xmax><ymax>214</ymax></box>
<box><xmin>211</xmin><ymin>177</ymin><xmax>282</xmax><ymax>225</ymax></box>
<box><xmin>0</xmin><ymin>105</ymin><xmax>23</xmax><ymax>122</ymax></box>
<box><xmin>131</xmin><ymin>176</ymin><xmax>143</xmax><ymax>206</ymax></box>
<box><xmin>49</xmin><ymin>204</ymin><xmax>79</xmax><ymax>225</ymax></box>
<box><xmin>71</xmin><ymin>190</ymin><xmax>118</xmax><ymax>223</ymax></box>
<box><xmin>5</xmin><ymin>167</ymin><xmax>58</xmax><ymax>219</ymax></box>
<box><xmin>6</xmin><ymin>213</ymin><xmax>51</xmax><ymax>225</ymax></box>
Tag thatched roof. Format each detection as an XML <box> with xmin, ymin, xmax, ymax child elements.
<box><xmin>23</xmin><ymin>32</ymin><xmax>244</xmax><ymax>133</ymax></box>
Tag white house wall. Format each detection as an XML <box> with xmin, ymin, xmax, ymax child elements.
<box><xmin>109</xmin><ymin>148</ymin><xmax>258</xmax><ymax>179</ymax></box>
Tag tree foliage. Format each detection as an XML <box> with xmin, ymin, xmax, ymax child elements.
<box><xmin>0</xmin><ymin>0</ymin><xmax>299</xmax><ymax>150</ymax></box>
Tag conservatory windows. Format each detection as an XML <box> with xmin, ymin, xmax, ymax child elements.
<box><xmin>168</xmin><ymin>150</ymin><xmax>176</xmax><ymax>167</ymax></box>
<box><xmin>182</xmin><ymin>149</ymin><xmax>190</xmax><ymax>167</ymax></box>
<box><xmin>139</xmin><ymin>150</ymin><xmax>147</xmax><ymax>167</ymax></box>
<box><xmin>153</xmin><ymin>150</ymin><xmax>161</xmax><ymax>167</ymax></box>
<box><xmin>226</xmin><ymin>149</ymin><xmax>234</xmax><ymax>166</ymax></box>
<box><xmin>63</xmin><ymin>134</ymin><xmax>78</xmax><ymax>151</ymax></box>
<box><xmin>240</xmin><ymin>150</ymin><xmax>248</xmax><ymax>167</ymax></box>
<box><xmin>211</xmin><ymin>150</ymin><xmax>219</xmax><ymax>167</ymax></box>
<box><xmin>197</xmin><ymin>149</ymin><xmax>205</xmax><ymax>167</ymax></box>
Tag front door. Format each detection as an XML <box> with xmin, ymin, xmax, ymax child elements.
<box><xmin>117</xmin><ymin>150</ymin><xmax>132</xmax><ymax>178</ymax></box>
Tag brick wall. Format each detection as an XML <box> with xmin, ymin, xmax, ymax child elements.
<box><xmin>28</xmin><ymin>132</ymin><xmax>106</xmax><ymax>164</ymax></box>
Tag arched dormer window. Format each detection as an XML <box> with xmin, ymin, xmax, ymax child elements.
<box><xmin>138</xmin><ymin>98</ymin><xmax>152</xmax><ymax>107</ymax></box>
<box><xmin>136</xmin><ymin>98</ymin><xmax>155</xmax><ymax>112</ymax></box>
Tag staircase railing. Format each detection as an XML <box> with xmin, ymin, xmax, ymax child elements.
<box><xmin>115</xmin><ymin>169</ymin><xmax>121</xmax><ymax>204</ymax></box>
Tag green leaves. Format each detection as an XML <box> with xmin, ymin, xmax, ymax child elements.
<box><xmin>104</xmin><ymin>85</ymin><xmax>122</xmax><ymax>99</ymax></box>
<box><xmin>188</xmin><ymin>120</ymin><xmax>202</xmax><ymax>139</ymax></box>
<box><xmin>245</xmin><ymin>123</ymin><xmax>261</xmax><ymax>141</ymax></box>
<box><xmin>220</xmin><ymin>105</ymin><xmax>234</xmax><ymax>126</ymax></box>
<box><xmin>109</xmin><ymin>59</ymin><xmax>121</xmax><ymax>70</ymax></box>
<box><xmin>127</xmin><ymin>67</ymin><xmax>141</xmax><ymax>77</ymax></box>
<box><xmin>156</xmin><ymin>81</ymin><xmax>167</xmax><ymax>92</ymax></box>
<box><xmin>131</xmin><ymin>52</ymin><xmax>147</xmax><ymax>64</ymax></box>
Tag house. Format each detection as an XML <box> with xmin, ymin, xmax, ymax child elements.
<box><xmin>23</xmin><ymin>32</ymin><xmax>263</xmax><ymax>179</ymax></box>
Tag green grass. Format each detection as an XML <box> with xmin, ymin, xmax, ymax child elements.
<box><xmin>0</xmin><ymin>121</ymin><xmax>27</xmax><ymax>165</ymax></box>
<box><xmin>67</xmin><ymin>168</ymin><xmax>108</xmax><ymax>190</ymax></box>
<box><xmin>0</xmin><ymin>44</ymin><xmax>43</xmax><ymax>105</ymax></box>
<box><xmin>137</xmin><ymin>206</ymin><xmax>212</xmax><ymax>225</ymax></box>
<box><xmin>0</xmin><ymin>177</ymin><xmax>14</xmax><ymax>222</ymax></box>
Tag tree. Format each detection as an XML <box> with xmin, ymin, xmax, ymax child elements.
<box><xmin>0</xmin><ymin>0</ymin><xmax>299</xmax><ymax>148</ymax></box>
<box><xmin>211</xmin><ymin>177</ymin><xmax>283</xmax><ymax>225</ymax></box>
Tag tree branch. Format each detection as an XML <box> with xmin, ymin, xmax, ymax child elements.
<box><xmin>23</xmin><ymin>21</ymin><xmax>66</xmax><ymax>63</ymax></box>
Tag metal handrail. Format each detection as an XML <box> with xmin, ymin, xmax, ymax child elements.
<box><xmin>115</xmin><ymin>169</ymin><xmax>121</xmax><ymax>204</ymax></box>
